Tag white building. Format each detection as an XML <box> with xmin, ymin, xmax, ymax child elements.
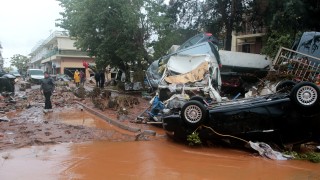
<box><xmin>29</xmin><ymin>31</ymin><xmax>95</xmax><ymax>78</ymax></box>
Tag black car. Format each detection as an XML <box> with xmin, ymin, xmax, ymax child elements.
<box><xmin>162</xmin><ymin>81</ymin><xmax>320</xmax><ymax>145</ymax></box>
<box><xmin>0</xmin><ymin>70</ymin><xmax>15</xmax><ymax>93</ymax></box>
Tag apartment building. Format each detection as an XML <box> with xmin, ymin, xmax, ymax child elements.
<box><xmin>231</xmin><ymin>0</ymin><xmax>268</xmax><ymax>54</ymax></box>
<box><xmin>29</xmin><ymin>31</ymin><xmax>94</xmax><ymax>78</ymax></box>
<box><xmin>231</xmin><ymin>27</ymin><xmax>266</xmax><ymax>54</ymax></box>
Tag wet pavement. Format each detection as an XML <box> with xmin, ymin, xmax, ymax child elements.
<box><xmin>0</xmin><ymin>110</ymin><xmax>320</xmax><ymax>179</ymax></box>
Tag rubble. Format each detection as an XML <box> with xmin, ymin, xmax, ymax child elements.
<box><xmin>0</xmin><ymin>79</ymin><xmax>156</xmax><ymax>152</ymax></box>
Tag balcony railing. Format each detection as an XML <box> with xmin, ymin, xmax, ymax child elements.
<box><xmin>59</xmin><ymin>50</ymin><xmax>88</xmax><ymax>56</ymax></box>
<box><xmin>235</xmin><ymin>27</ymin><xmax>267</xmax><ymax>36</ymax></box>
<box><xmin>30</xmin><ymin>31</ymin><xmax>69</xmax><ymax>53</ymax></box>
<box><xmin>41</xmin><ymin>49</ymin><xmax>89</xmax><ymax>60</ymax></box>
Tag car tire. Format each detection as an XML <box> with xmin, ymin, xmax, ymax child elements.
<box><xmin>276</xmin><ymin>80</ymin><xmax>296</xmax><ymax>93</ymax></box>
<box><xmin>181</xmin><ymin>100</ymin><xmax>207</xmax><ymax>127</ymax></box>
<box><xmin>290</xmin><ymin>82</ymin><xmax>320</xmax><ymax>108</ymax></box>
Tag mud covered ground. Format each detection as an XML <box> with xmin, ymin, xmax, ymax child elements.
<box><xmin>0</xmin><ymin>80</ymin><xmax>155</xmax><ymax>152</ymax></box>
<box><xmin>1</xmin><ymin>80</ymin><xmax>319</xmax><ymax>159</ymax></box>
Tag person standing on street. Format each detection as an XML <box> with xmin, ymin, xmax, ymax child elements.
<box><xmin>80</xmin><ymin>70</ymin><xmax>86</xmax><ymax>86</ymax></box>
<box><xmin>74</xmin><ymin>69</ymin><xmax>80</xmax><ymax>87</ymax></box>
<box><xmin>100</xmin><ymin>70</ymin><xmax>105</xmax><ymax>88</ymax></box>
<box><xmin>40</xmin><ymin>71</ymin><xmax>55</xmax><ymax>113</ymax></box>
<box><xmin>94</xmin><ymin>72</ymin><xmax>100</xmax><ymax>87</ymax></box>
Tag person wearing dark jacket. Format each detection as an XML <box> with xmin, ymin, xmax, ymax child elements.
<box><xmin>100</xmin><ymin>70</ymin><xmax>105</xmax><ymax>88</ymax></box>
<box><xmin>40</xmin><ymin>71</ymin><xmax>55</xmax><ymax>113</ymax></box>
<box><xmin>94</xmin><ymin>72</ymin><xmax>100</xmax><ymax>87</ymax></box>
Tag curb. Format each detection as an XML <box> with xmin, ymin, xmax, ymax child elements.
<box><xmin>75</xmin><ymin>101</ymin><xmax>141</xmax><ymax>133</ymax></box>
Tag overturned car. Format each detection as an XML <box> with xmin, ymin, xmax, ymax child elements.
<box><xmin>162</xmin><ymin>81</ymin><xmax>320</xmax><ymax>145</ymax></box>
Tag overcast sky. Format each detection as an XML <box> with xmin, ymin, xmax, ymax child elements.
<box><xmin>0</xmin><ymin>0</ymin><xmax>63</xmax><ymax>67</ymax></box>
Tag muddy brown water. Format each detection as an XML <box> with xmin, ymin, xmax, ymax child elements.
<box><xmin>0</xmin><ymin>110</ymin><xmax>319</xmax><ymax>179</ymax></box>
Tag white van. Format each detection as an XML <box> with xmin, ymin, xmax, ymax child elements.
<box><xmin>27</xmin><ymin>69</ymin><xmax>44</xmax><ymax>83</ymax></box>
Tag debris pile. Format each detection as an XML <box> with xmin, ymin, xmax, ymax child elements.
<box><xmin>0</xmin><ymin>81</ymin><xmax>80</xmax><ymax>115</ymax></box>
<box><xmin>89</xmin><ymin>87</ymin><xmax>140</xmax><ymax>116</ymax></box>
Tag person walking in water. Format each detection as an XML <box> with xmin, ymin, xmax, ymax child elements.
<box><xmin>40</xmin><ymin>71</ymin><xmax>55</xmax><ymax>113</ymax></box>
<box><xmin>74</xmin><ymin>69</ymin><xmax>80</xmax><ymax>87</ymax></box>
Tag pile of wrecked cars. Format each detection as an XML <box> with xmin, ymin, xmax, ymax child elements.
<box><xmin>145</xmin><ymin>33</ymin><xmax>320</xmax><ymax>147</ymax></box>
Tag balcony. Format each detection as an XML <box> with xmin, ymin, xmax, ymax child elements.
<box><xmin>42</xmin><ymin>49</ymin><xmax>89</xmax><ymax>59</ymax></box>
<box><xmin>235</xmin><ymin>27</ymin><xmax>267</xmax><ymax>37</ymax></box>
<box><xmin>41</xmin><ymin>49</ymin><xmax>91</xmax><ymax>64</ymax></box>
<box><xmin>59</xmin><ymin>50</ymin><xmax>88</xmax><ymax>56</ymax></box>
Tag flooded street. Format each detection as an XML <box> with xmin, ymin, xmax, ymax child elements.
<box><xmin>63</xmin><ymin>140</ymin><xmax>320</xmax><ymax>179</ymax></box>
<box><xmin>1</xmin><ymin>110</ymin><xmax>319</xmax><ymax>179</ymax></box>
<box><xmin>1</xmin><ymin>140</ymin><xmax>320</xmax><ymax>179</ymax></box>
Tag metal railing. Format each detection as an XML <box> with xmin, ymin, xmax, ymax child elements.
<box><xmin>273</xmin><ymin>47</ymin><xmax>320</xmax><ymax>82</ymax></box>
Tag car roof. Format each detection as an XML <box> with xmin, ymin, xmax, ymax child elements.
<box><xmin>177</xmin><ymin>32</ymin><xmax>219</xmax><ymax>51</ymax></box>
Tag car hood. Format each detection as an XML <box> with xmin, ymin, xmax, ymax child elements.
<box><xmin>30</xmin><ymin>74</ymin><xmax>44</xmax><ymax>80</ymax></box>
<box><xmin>13</xmin><ymin>73</ymin><xmax>21</xmax><ymax>77</ymax></box>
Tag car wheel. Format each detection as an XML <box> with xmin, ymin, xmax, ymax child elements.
<box><xmin>181</xmin><ymin>100</ymin><xmax>207</xmax><ymax>127</ymax></box>
<box><xmin>290</xmin><ymin>82</ymin><xmax>320</xmax><ymax>108</ymax></box>
<box><xmin>276</xmin><ymin>80</ymin><xmax>296</xmax><ymax>93</ymax></box>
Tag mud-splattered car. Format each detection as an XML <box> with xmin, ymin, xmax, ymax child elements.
<box><xmin>26</xmin><ymin>69</ymin><xmax>44</xmax><ymax>84</ymax></box>
<box><xmin>162</xmin><ymin>81</ymin><xmax>320</xmax><ymax>145</ymax></box>
<box><xmin>0</xmin><ymin>70</ymin><xmax>15</xmax><ymax>93</ymax></box>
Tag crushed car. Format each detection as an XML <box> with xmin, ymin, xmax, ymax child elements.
<box><xmin>161</xmin><ymin>42</ymin><xmax>320</xmax><ymax>146</ymax></box>
<box><xmin>160</xmin><ymin>44</ymin><xmax>320</xmax><ymax>145</ymax></box>
<box><xmin>162</xmin><ymin>81</ymin><xmax>320</xmax><ymax>145</ymax></box>
<box><xmin>146</xmin><ymin>33</ymin><xmax>270</xmax><ymax>100</ymax></box>
<box><xmin>146</xmin><ymin>41</ymin><xmax>222</xmax><ymax>102</ymax></box>
<box><xmin>144</xmin><ymin>32</ymin><xmax>320</xmax><ymax>147</ymax></box>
